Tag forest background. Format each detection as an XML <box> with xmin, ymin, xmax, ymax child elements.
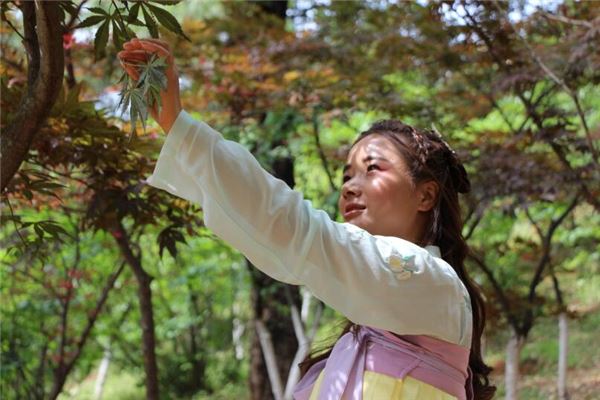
<box><xmin>1</xmin><ymin>1</ymin><xmax>598</xmax><ymax>400</ymax></box>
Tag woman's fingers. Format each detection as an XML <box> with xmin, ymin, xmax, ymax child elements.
<box><xmin>122</xmin><ymin>42</ymin><xmax>137</xmax><ymax>50</ymax></box>
<box><xmin>118</xmin><ymin>40</ymin><xmax>175</xmax><ymax>83</ymax></box>
<box><xmin>138</xmin><ymin>42</ymin><xmax>171</xmax><ymax>60</ymax></box>
<box><xmin>143</xmin><ymin>38</ymin><xmax>172</xmax><ymax>52</ymax></box>
<box><xmin>122</xmin><ymin>38</ymin><xmax>169</xmax><ymax>49</ymax></box>
<box><xmin>122</xmin><ymin>38</ymin><xmax>142</xmax><ymax>50</ymax></box>
<box><xmin>120</xmin><ymin>39</ymin><xmax>173</xmax><ymax>63</ymax></box>
<box><xmin>118</xmin><ymin>49</ymin><xmax>150</xmax><ymax>63</ymax></box>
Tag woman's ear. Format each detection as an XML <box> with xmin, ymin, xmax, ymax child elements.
<box><xmin>417</xmin><ymin>180</ymin><xmax>439</xmax><ymax>212</ymax></box>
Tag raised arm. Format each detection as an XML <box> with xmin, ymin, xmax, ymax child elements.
<box><xmin>118</xmin><ymin>39</ymin><xmax>471</xmax><ymax>346</ymax></box>
<box><xmin>145</xmin><ymin>110</ymin><xmax>472</xmax><ymax>346</ymax></box>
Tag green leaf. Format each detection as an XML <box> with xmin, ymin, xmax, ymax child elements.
<box><xmin>127</xmin><ymin>19</ymin><xmax>146</xmax><ymax>27</ymax></box>
<box><xmin>146</xmin><ymin>3</ymin><xmax>190</xmax><ymax>41</ymax></box>
<box><xmin>149</xmin><ymin>0</ymin><xmax>182</xmax><ymax>5</ymax></box>
<box><xmin>34</xmin><ymin>223</ymin><xmax>44</xmax><ymax>239</ymax></box>
<box><xmin>127</xmin><ymin>2</ymin><xmax>141</xmax><ymax>23</ymax></box>
<box><xmin>60</xmin><ymin>1</ymin><xmax>80</xmax><ymax>18</ymax></box>
<box><xmin>39</xmin><ymin>221</ymin><xmax>70</xmax><ymax>240</ymax></box>
<box><xmin>94</xmin><ymin>20</ymin><xmax>110</xmax><ymax>60</ymax></box>
<box><xmin>0</xmin><ymin>214</ymin><xmax>21</xmax><ymax>224</ymax></box>
<box><xmin>129</xmin><ymin>87</ymin><xmax>148</xmax><ymax>136</ymax></box>
<box><xmin>141</xmin><ymin>5</ymin><xmax>158</xmax><ymax>39</ymax></box>
<box><xmin>75</xmin><ymin>15</ymin><xmax>105</xmax><ymax>29</ymax></box>
<box><xmin>86</xmin><ymin>6</ymin><xmax>109</xmax><ymax>16</ymax></box>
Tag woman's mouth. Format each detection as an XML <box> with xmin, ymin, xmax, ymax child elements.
<box><xmin>343</xmin><ymin>204</ymin><xmax>366</xmax><ymax>219</ymax></box>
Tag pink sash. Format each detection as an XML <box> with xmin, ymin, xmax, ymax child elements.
<box><xmin>293</xmin><ymin>326</ymin><xmax>472</xmax><ymax>400</ymax></box>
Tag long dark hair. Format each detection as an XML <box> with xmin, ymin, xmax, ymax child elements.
<box><xmin>299</xmin><ymin>120</ymin><xmax>496</xmax><ymax>399</ymax></box>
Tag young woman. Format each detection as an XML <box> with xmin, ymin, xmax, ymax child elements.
<box><xmin>118</xmin><ymin>38</ymin><xmax>495</xmax><ymax>400</ymax></box>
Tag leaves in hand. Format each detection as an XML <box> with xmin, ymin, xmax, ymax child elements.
<box><xmin>118</xmin><ymin>53</ymin><xmax>168</xmax><ymax>142</ymax></box>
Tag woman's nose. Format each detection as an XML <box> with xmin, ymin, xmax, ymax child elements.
<box><xmin>342</xmin><ymin>180</ymin><xmax>361</xmax><ymax>199</ymax></box>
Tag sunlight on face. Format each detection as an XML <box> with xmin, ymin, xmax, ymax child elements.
<box><xmin>338</xmin><ymin>135</ymin><xmax>424</xmax><ymax>241</ymax></box>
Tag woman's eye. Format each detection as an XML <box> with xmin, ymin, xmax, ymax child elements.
<box><xmin>342</xmin><ymin>175</ymin><xmax>351</xmax><ymax>183</ymax></box>
<box><xmin>367</xmin><ymin>164</ymin><xmax>380</xmax><ymax>172</ymax></box>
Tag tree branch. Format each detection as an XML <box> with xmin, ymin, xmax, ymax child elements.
<box><xmin>468</xmin><ymin>251</ymin><xmax>520</xmax><ymax>332</ymax></box>
<box><xmin>523</xmin><ymin>206</ymin><xmax>543</xmax><ymax>240</ymax></box>
<box><xmin>515</xmin><ymin>90</ymin><xmax>600</xmax><ymax>212</ymax></box>
<box><xmin>463</xmin><ymin>202</ymin><xmax>485</xmax><ymax>241</ymax></box>
<box><xmin>3</xmin><ymin>11</ymin><xmax>25</xmax><ymax>41</ymax></box>
<box><xmin>549</xmin><ymin>262</ymin><xmax>565</xmax><ymax>309</ymax></box>
<box><xmin>73</xmin><ymin>262</ymin><xmax>126</xmax><ymax>364</ymax></box>
<box><xmin>311</xmin><ymin>108</ymin><xmax>338</xmax><ymax>193</ymax></box>
<box><xmin>112</xmin><ymin>220</ymin><xmax>160</xmax><ymax>400</ymax></box>
<box><xmin>284</xmin><ymin>298</ymin><xmax>323</xmax><ymax>400</ymax></box>
<box><xmin>47</xmin><ymin>262</ymin><xmax>126</xmax><ymax>400</ymax></box>
<box><xmin>527</xmin><ymin>192</ymin><xmax>580</xmax><ymax>303</ymax></box>
<box><xmin>540</xmin><ymin>10</ymin><xmax>593</xmax><ymax>29</ymax></box>
<box><xmin>492</xmin><ymin>1</ymin><xmax>598</xmax><ymax>164</ymax></box>
<box><xmin>1</xmin><ymin>1</ymin><xmax>65</xmax><ymax>192</ymax></box>
<box><xmin>65</xmin><ymin>0</ymin><xmax>89</xmax><ymax>31</ymax></box>
<box><xmin>255</xmin><ymin>319</ymin><xmax>284</xmax><ymax>400</ymax></box>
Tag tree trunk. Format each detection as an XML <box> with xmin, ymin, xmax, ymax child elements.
<box><xmin>232</xmin><ymin>302</ymin><xmax>245</xmax><ymax>360</ymax></box>
<box><xmin>113</xmin><ymin>224</ymin><xmax>160</xmax><ymax>400</ymax></box>
<box><xmin>505</xmin><ymin>329</ymin><xmax>524</xmax><ymax>400</ymax></box>
<box><xmin>94</xmin><ymin>348</ymin><xmax>111</xmax><ymax>400</ymax></box>
<box><xmin>557</xmin><ymin>312</ymin><xmax>569</xmax><ymax>400</ymax></box>
<box><xmin>1</xmin><ymin>1</ymin><xmax>64</xmax><ymax>192</ymax></box>
<box><xmin>134</xmin><ymin>265</ymin><xmax>160</xmax><ymax>400</ymax></box>
<box><xmin>248</xmin><ymin>266</ymin><xmax>301</xmax><ymax>400</ymax></box>
<box><xmin>283</xmin><ymin>296</ymin><xmax>323</xmax><ymax>400</ymax></box>
<box><xmin>187</xmin><ymin>289</ymin><xmax>207</xmax><ymax>393</ymax></box>
<box><xmin>255</xmin><ymin>320</ymin><xmax>284</xmax><ymax>400</ymax></box>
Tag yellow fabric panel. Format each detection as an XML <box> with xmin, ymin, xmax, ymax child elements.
<box><xmin>308</xmin><ymin>370</ymin><xmax>325</xmax><ymax>400</ymax></box>
<box><xmin>308</xmin><ymin>370</ymin><xmax>457</xmax><ymax>400</ymax></box>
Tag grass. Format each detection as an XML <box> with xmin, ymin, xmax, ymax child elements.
<box><xmin>58</xmin><ymin>366</ymin><xmax>145</xmax><ymax>400</ymax></box>
<box><xmin>486</xmin><ymin>311</ymin><xmax>600</xmax><ymax>399</ymax></box>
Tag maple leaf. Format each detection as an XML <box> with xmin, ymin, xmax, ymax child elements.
<box><xmin>118</xmin><ymin>53</ymin><xmax>168</xmax><ymax>142</ymax></box>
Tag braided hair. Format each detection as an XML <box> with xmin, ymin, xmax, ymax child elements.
<box><xmin>299</xmin><ymin>120</ymin><xmax>495</xmax><ymax>400</ymax></box>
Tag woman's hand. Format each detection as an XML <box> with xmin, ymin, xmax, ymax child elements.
<box><xmin>117</xmin><ymin>38</ymin><xmax>182</xmax><ymax>134</ymax></box>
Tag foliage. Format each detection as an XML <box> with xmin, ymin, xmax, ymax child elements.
<box><xmin>118</xmin><ymin>53</ymin><xmax>168</xmax><ymax>139</ymax></box>
<box><xmin>1</xmin><ymin>0</ymin><xmax>599</xmax><ymax>399</ymax></box>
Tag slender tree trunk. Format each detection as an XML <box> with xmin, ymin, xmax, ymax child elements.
<box><xmin>232</xmin><ymin>302</ymin><xmax>245</xmax><ymax>360</ymax></box>
<box><xmin>94</xmin><ymin>348</ymin><xmax>111</xmax><ymax>400</ymax></box>
<box><xmin>135</xmin><ymin>266</ymin><xmax>160</xmax><ymax>400</ymax></box>
<box><xmin>187</xmin><ymin>289</ymin><xmax>207</xmax><ymax>393</ymax></box>
<box><xmin>505</xmin><ymin>329</ymin><xmax>524</xmax><ymax>400</ymax></box>
<box><xmin>557</xmin><ymin>312</ymin><xmax>569</xmax><ymax>400</ymax></box>
<box><xmin>255</xmin><ymin>320</ymin><xmax>284</xmax><ymax>400</ymax></box>
<box><xmin>113</xmin><ymin>223</ymin><xmax>160</xmax><ymax>400</ymax></box>
<box><xmin>248</xmin><ymin>267</ymin><xmax>301</xmax><ymax>400</ymax></box>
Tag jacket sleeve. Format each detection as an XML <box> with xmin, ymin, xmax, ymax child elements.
<box><xmin>145</xmin><ymin>110</ymin><xmax>472</xmax><ymax>346</ymax></box>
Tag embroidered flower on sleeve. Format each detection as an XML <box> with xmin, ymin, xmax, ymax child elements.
<box><xmin>387</xmin><ymin>253</ymin><xmax>417</xmax><ymax>281</ymax></box>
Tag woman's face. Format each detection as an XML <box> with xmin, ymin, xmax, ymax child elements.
<box><xmin>338</xmin><ymin>134</ymin><xmax>435</xmax><ymax>242</ymax></box>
